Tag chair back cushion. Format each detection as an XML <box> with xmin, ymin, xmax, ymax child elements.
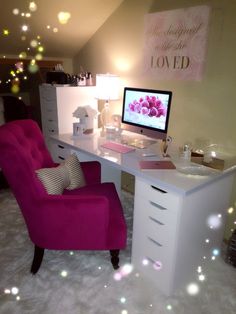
<box><xmin>0</xmin><ymin>119</ymin><xmax>54</xmax><ymax>209</ymax></box>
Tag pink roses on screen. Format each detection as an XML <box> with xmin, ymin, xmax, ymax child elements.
<box><xmin>128</xmin><ymin>95</ymin><xmax>166</xmax><ymax>117</ymax></box>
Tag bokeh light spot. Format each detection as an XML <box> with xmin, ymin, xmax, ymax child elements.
<box><xmin>19</xmin><ymin>52</ymin><xmax>27</xmax><ymax>59</ymax></box>
<box><xmin>21</xmin><ymin>25</ymin><xmax>29</xmax><ymax>32</ymax></box>
<box><xmin>120</xmin><ymin>263</ymin><xmax>133</xmax><ymax>276</ymax></box>
<box><xmin>29</xmin><ymin>2</ymin><xmax>37</xmax><ymax>12</ymax></box>
<box><xmin>11</xmin><ymin>84</ymin><xmax>20</xmax><ymax>94</ymax></box>
<box><xmin>11</xmin><ymin>287</ymin><xmax>19</xmax><ymax>295</ymax></box>
<box><xmin>58</xmin><ymin>12</ymin><xmax>71</xmax><ymax>24</ymax></box>
<box><xmin>3</xmin><ymin>29</ymin><xmax>10</xmax><ymax>36</ymax></box>
<box><xmin>30</xmin><ymin>39</ymin><xmax>38</xmax><ymax>48</ymax></box>
<box><xmin>198</xmin><ymin>274</ymin><xmax>205</xmax><ymax>281</ymax></box>
<box><xmin>35</xmin><ymin>53</ymin><xmax>43</xmax><ymax>60</ymax></box>
<box><xmin>28</xmin><ymin>63</ymin><xmax>39</xmax><ymax>73</ymax></box>
<box><xmin>38</xmin><ymin>46</ymin><xmax>44</xmax><ymax>52</ymax></box>
<box><xmin>13</xmin><ymin>8</ymin><xmax>19</xmax><ymax>15</ymax></box>
<box><xmin>113</xmin><ymin>272</ymin><xmax>122</xmax><ymax>281</ymax></box>
<box><xmin>228</xmin><ymin>207</ymin><xmax>234</xmax><ymax>214</ymax></box>
<box><xmin>60</xmin><ymin>270</ymin><xmax>68</xmax><ymax>277</ymax></box>
<box><xmin>186</xmin><ymin>282</ymin><xmax>200</xmax><ymax>295</ymax></box>
<box><xmin>142</xmin><ymin>258</ymin><xmax>149</xmax><ymax>266</ymax></box>
<box><xmin>120</xmin><ymin>297</ymin><xmax>126</xmax><ymax>304</ymax></box>
<box><xmin>207</xmin><ymin>214</ymin><xmax>222</xmax><ymax>229</ymax></box>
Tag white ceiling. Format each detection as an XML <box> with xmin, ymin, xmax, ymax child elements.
<box><xmin>0</xmin><ymin>0</ymin><xmax>124</xmax><ymax>58</ymax></box>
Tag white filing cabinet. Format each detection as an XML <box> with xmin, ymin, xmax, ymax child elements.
<box><xmin>39</xmin><ymin>84</ymin><xmax>98</xmax><ymax>161</ymax></box>
<box><xmin>132</xmin><ymin>178</ymin><xmax>182</xmax><ymax>295</ymax></box>
<box><xmin>132</xmin><ymin>174</ymin><xmax>234</xmax><ymax>295</ymax></box>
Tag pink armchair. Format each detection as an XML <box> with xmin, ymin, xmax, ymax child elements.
<box><xmin>0</xmin><ymin>119</ymin><xmax>127</xmax><ymax>273</ymax></box>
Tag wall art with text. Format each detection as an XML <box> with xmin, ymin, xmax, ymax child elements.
<box><xmin>143</xmin><ymin>5</ymin><xmax>211</xmax><ymax>81</ymax></box>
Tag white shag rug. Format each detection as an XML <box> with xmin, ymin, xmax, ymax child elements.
<box><xmin>0</xmin><ymin>189</ymin><xmax>235</xmax><ymax>314</ymax></box>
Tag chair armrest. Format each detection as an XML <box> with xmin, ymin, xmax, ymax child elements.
<box><xmin>29</xmin><ymin>194</ymin><xmax>109</xmax><ymax>249</ymax></box>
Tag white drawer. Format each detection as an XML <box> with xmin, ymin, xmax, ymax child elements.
<box><xmin>132</xmin><ymin>235</ymin><xmax>174</xmax><ymax>295</ymax></box>
<box><xmin>40</xmin><ymin>87</ymin><xmax>56</xmax><ymax>101</ymax></box>
<box><xmin>53</xmin><ymin>143</ymin><xmax>71</xmax><ymax>162</ymax></box>
<box><xmin>136</xmin><ymin>196</ymin><xmax>178</xmax><ymax>222</ymax></box>
<box><xmin>44</xmin><ymin>122</ymin><xmax>58</xmax><ymax>136</ymax></box>
<box><xmin>146</xmin><ymin>214</ymin><xmax>176</xmax><ymax>247</ymax></box>
<box><xmin>42</xmin><ymin>111</ymin><xmax>58</xmax><ymax>123</ymax></box>
<box><xmin>42</xmin><ymin>100</ymin><xmax>57</xmax><ymax>112</ymax></box>
<box><xmin>134</xmin><ymin>197</ymin><xmax>177</xmax><ymax>247</ymax></box>
<box><xmin>135</xmin><ymin>177</ymin><xmax>181</xmax><ymax>210</ymax></box>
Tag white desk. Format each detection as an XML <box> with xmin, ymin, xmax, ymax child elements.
<box><xmin>50</xmin><ymin>132</ymin><xmax>236</xmax><ymax>296</ymax></box>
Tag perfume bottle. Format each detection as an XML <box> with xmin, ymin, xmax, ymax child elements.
<box><xmin>182</xmin><ymin>144</ymin><xmax>191</xmax><ymax>161</ymax></box>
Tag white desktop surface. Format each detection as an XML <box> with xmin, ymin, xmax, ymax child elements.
<box><xmin>50</xmin><ymin>131</ymin><xmax>236</xmax><ymax>296</ymax></box>
<box><xmin>50</xmin><ymin>131</ymin><xmax>235</xmax><ymax>196</ymax></box>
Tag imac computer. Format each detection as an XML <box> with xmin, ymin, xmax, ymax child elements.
<box><xmin>121</xmin><ymin>87</ymin><xmax>172</xmax><ymax>148</ymax></box>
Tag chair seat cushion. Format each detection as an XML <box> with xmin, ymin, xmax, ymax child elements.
<box><xmin>36</xmin><ymin>154</ymin><xmax>86</xmax><ymax>194</ymax></box>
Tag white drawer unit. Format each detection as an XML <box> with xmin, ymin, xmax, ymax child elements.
<box><xmin>132</xmin><ymin>177</ymin><xmax>182</xmax><ymax>295</ymax></box>
<box><xmin>39</xmin><ymin>85</ymin><xmax>98</xmax><ymax>161</ymax></box>
<box><xmin>132</xmin><ymin>174</ymin><xmax>234</xmax><ymax>295</ymax></box>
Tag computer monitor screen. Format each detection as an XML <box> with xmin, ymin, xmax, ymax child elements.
<box><xmin>121</xmin><ymin>87</ymin><xmax>172</xmax><ymax>141</ymax></box>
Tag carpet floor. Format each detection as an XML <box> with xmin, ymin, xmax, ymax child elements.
<box><xmin>0</xmin><ymin>188</ymin><xmax>235</xmax><ymax>314</ymax></box>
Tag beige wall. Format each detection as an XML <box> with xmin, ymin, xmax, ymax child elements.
<box><xmin>73</xmin><ymin>0</ymin><xmax>236</xmax><ymax>239</ymax></box>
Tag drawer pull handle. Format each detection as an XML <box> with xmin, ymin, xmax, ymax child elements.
<box><xmin>149</xmin><ymin>216</ymin><xmax>164</xmax><ymax>226</ymax></box>
<box><xmin>48</xmin><ymin>119</ymin><xmax>53</xmax><ymax>122</ymax></box>
<box><xmin>58</xmin><ymin>145</ymin><xmax>65</xmax><ymax>149</ymax></box>
<box><xmin>150</xmin><ymin>201</ymin><xmax>167</xmax><ymax>210</ymax></box>
<box><xmin>151</xmin><ymin>185</ymin><xmax>167</xmax><ymax>194</ymax></box>
<box><xmin>58</xmin><ymin>156</ymin><xmax>65</xmax><ymax>160</ymax></box>
<box><xmin>148</xmin><ymin>236</ymin><xmax>163</xmax><ymax>247</ymax></box>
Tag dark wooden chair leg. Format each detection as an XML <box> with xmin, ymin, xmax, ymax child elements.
<box><xmin>110</xmin><ymin>249</ymin><xmax>120</xmax><ymax>270</ymax></box>
<box><xmin>31</xmin><ymin>245</ymin><xmax>45</xmax><ymax>274</ymax></box>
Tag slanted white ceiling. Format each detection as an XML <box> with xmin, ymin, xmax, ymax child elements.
<box><xmin>0</xmin><ymin>0</ymin><xmax>124</xmax><ymax>58</ymax></box>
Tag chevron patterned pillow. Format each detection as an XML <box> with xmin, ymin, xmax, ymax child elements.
<box><xmin>36</xmin><ymin>154</ymin><xmax>86</xmax><ymax>194</ymax></box>
<box><xmin>64</xmin><ymin>154</ymin><xmax>86</xmax><ymax>190</ymax></box>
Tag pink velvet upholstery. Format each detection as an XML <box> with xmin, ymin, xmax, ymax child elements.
<box><xmin>0</xmin><ymin>119</ymin><xmax>127</xmax><ymax>272</ymax></box>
